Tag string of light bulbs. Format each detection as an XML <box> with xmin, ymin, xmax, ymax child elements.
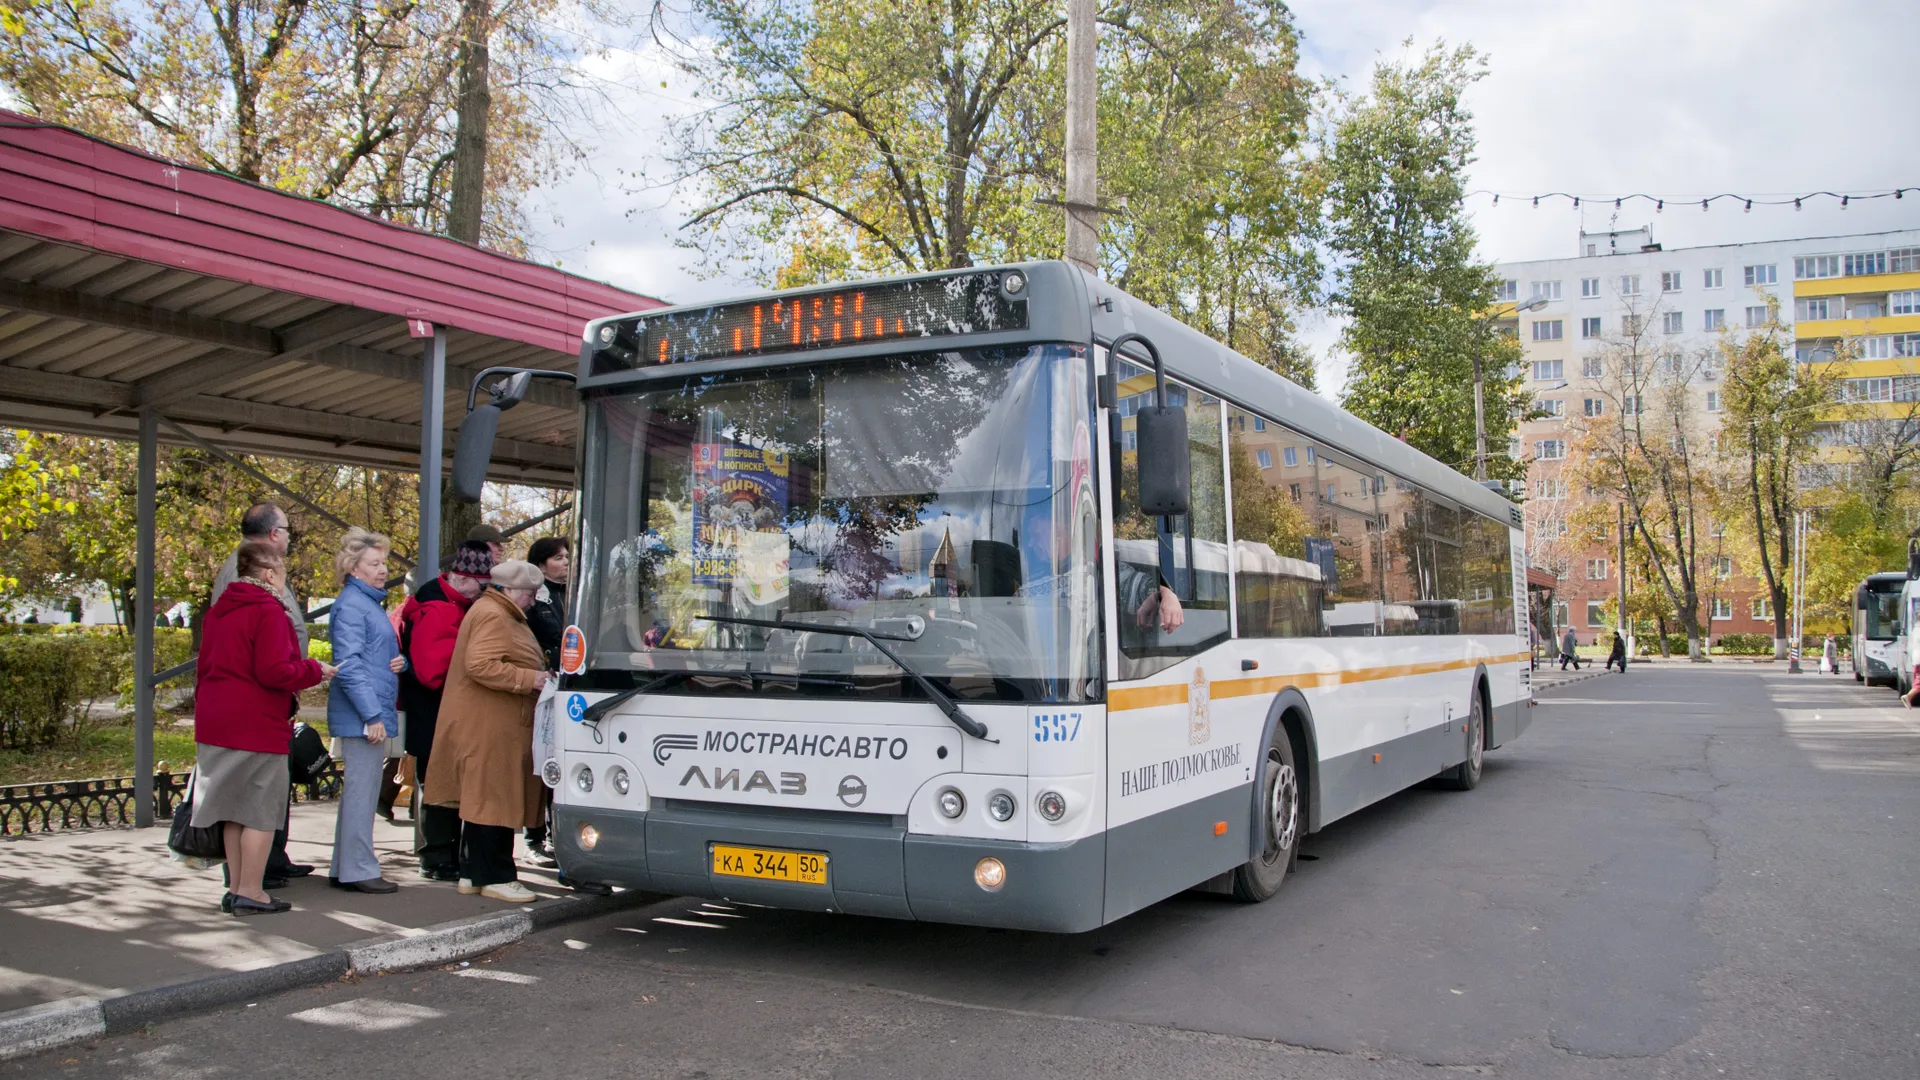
<box><xmin>1468</xmin><ymin>188</ymin><xmax>1916</xmax><ymax>212</ymax></box>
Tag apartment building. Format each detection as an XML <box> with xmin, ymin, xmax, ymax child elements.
<box><xmin>1494</xmin><ymin>225</ymin><xmax>1920</xmax><ymax>643</ymax></box>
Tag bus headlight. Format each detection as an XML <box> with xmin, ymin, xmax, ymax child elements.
<box><xmin>597</xmin><ymin>324</ymin><xmax>616</xmax><ymax>345</ymax></box>
<box><xmin>986</xmin><ymin>792</ymin><xmax>1017</xmax><ymax>822</ymax></box>
<box><xmin>1001</xmin><ymin>271</ymin><xmax>1026</xmax><ymax>296</ymax></box>
<box><xmin>1035</xmin><ymin>790</ymin><xmax>1067</xmax><ymax>822</ymax></box>
<box><xmin>610</xmin><ymin>767</ymin><xmax>631</xmax><ymax>796</ymax></box>
<box><xmin>937</xmin><ymin>788</ymin><xmax>966</xmax><ymax>819</ymax></box>
<box><xmin>973</xmin><ymin>857</ymin><xmax>1007</xmax><ymax>891</ymax></box>
<box><xmin>577</xmin><ymin>822</ymin><xmax>600</xmax><ymax>850</ymax></box>
<box><xmin>542</xmin><ymin>759</ymin><xmax>561</xmax><ymax>787</ymax></box>
<box><xmin>575</xmin><ymin>766</ymin><xmax>594</xmax><ymax>793</ymax></box>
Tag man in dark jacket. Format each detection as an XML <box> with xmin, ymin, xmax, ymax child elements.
<box><xmin>398</xmin><ymin>542</ymin><xmax>491</xmax><ymax>880</ymax></box>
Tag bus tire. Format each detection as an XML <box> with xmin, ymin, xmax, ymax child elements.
<box><xmin>1439</xmin><ymin>688</ymin><xmax>1486</xmax><ymax>791</ymax></box>
<box><xmin>1232</xmin><ymin>728</ymin><xmax>1300</xmax><ymax>902</ymax></box>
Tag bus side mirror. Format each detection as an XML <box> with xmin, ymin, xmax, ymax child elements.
<box><xmin>1135</xmin><ymin>405</ymin><xmax>1190</xmax><ymax>516</ymax></box>
<box><xmin>450</xmin><ymin>403</ymin><xmax>501</xmax><ymax>504</ymax></box>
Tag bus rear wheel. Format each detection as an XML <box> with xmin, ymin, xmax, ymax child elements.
<box><xmin>1232</xmin><ymin>729</ymin><xmax>1300</xmax><ymax>902</ymax></box>
<box><xmin>1439</xmin><ymin>689</ymin><xmax>1486</xmax><ymax>791</ymax></box>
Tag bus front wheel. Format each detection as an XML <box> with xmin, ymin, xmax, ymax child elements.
<box><xmin>1232</xmin><ymin>729</ymin><xmax>1300</xmax><ymax>902</ymax></box>
<box><xmin>1439</xmin><ymin>689</ymin><xmax>1486</xmax><ymax>791</ymax></box>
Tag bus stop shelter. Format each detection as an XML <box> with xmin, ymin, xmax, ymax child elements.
<box><xmin>0</xmin><ymin>111</ymin><xmax>664</xmax><ymax>825</ymax></box>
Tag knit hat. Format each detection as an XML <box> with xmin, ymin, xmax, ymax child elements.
<box><xmin>446</xmin><ymin>544</ymin><xmax>494</xmax><ymax>579</ymax></box>
<box><xmin>490</xmin><ymin>560</ymin><xmax>541</xmax><ymax>590</ymax></box>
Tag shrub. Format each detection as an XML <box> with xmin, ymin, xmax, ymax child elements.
<box><xmin>0</xmin><ymin>633</ymin><xmax>123</xmax><ymax>750</ymax></box>
<box><xmin>1715</xmin><ymin>633</ymin><xmax>1773</xmax><ymax>656</ymax></box>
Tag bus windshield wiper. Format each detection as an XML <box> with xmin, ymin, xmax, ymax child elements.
<box><xmin>699</xmin><ymin>614</ymin><xmax>997</xmax><ymax>743</ymax></box>
<box><xmin>580</xmin><ymin>670</ymin><xmax>696</xmax><ymax>726</ymax></box>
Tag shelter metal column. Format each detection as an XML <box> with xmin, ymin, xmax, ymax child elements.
<box><xmin>418</xmin><ymin>326</ymin><xmax>446</xmax><ymax>581</ymax></box>
<box><xmin>133</xmin><ymin>408</ymin><xmax>157</xmax><ymax>828</ymax></box>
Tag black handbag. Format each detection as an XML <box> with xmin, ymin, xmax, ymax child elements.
<box><xmin>288</xmin><ymin>721</ymin><xmax>332</xmax><ymax>784</ymax></box>
<box><xmin>166</xmin><ymin>773</ymin><xmax>226</xmax><ymax>861</ymax></box>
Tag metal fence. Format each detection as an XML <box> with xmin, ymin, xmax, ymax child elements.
<box><xmin>1</xmin><ymin>764</ymin><xmax>343</xmax><ymax>837</ymax></box>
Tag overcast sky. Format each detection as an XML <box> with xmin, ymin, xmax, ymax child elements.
<box><xmin>533</xmin><ymin>0</ymin><xmax>1920</xmax><ymax>395</ymax></box>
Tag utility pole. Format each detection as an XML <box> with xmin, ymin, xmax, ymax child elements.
<box><xmin>1618</xmin><ymin>501</ymin><xmax>1629</xmax><ymax>656</ymax></box>
<box><xmin>1788</xmin><ymin>508</ymin><xmax>1808</xmax><ymax>673</ymax></box>
<box><xmin>1063</xmin><ymin>0</ymin><xmax>1097</xmax><ymax>273</ymax></box>
<box><xmin>1472</xmin><ymin>353</ymin><xmax>1488</xmax><ymax>480</ymax></box>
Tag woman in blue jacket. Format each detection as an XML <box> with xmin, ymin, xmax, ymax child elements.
<box><xmin>327</xmin><ymin>528</ymin><xmax>407</xmax><ymax>893</ymax></box>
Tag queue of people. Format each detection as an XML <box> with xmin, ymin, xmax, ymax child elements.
<box><xmin>187</xmin><ymin>505</ymin><xmax>579</xmax><ymax>914</ymax></box>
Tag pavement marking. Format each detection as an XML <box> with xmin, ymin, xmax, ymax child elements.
<box><xmin>288</xmin><ymin>999</ymin><xmax>445</xmax><ymax>1031</ymax></box>
<box><xmin>652</xmin><ymin>917</ymin><xmax>725</xmax><ymax>929</ymax></box>
<box><xmin>452</xmin><ymin>969</ymin><xmax>541</xmax><ymax>985</ymax></box>
<box><xmin>326</xmin><ymin>911</ymin><xmax>426</xmax><ymax>938</ymax></box>
<box><xmin>564</xmin><ymin>939</ymin><xmax>591</xmax><ymax>950</ymax></box>
<box><xmin>614</xmin><ymin>927</ymin><xmax>647</xmax><ymax>934</ymax></box>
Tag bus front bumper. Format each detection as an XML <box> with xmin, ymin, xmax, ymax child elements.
<box><xmin>552</xmin><ymin>802</ymin><xmax>1107</xmax><ymax>934</ymax></box>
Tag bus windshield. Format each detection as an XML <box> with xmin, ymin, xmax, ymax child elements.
<box><xmin>572</xmin><ymin>344</ymin><xmax>1101</xmax><ymax>703</ymax></box>
<box><xmin>1863</xmin><ymin>583</ymin><xmax>1902</xmax><ymax>640</ymax></box>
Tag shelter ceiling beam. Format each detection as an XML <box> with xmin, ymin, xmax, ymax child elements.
<box><xmin>308</xmin><ymin>342</ymin><xmax>578</xmax><ymax>409</ymax></box>
<box><xmin>132</xmin><ymin>308</ymin><xmax>399</xmax><ymax>408</ymax></box>
<box><xmin>0</xmin><ymin>278</ymin><xmax>277</xmax><ymax>352</ymax></box>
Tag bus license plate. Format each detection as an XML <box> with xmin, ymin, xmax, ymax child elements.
<box><xmin>711</xmin><ymin>844</ymin><xmax>829</xmax><ymax>886</ymax></box>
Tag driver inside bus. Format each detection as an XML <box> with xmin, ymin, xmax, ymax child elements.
<box><xmin>1117</xmin><ymin>562</ymin><xmax>1185</xmax><ymax>634</ymax></box>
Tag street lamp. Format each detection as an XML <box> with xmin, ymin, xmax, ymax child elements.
<box><xmin>1476</xmin><ymin>294</ymin><xmax>1550</xmax><ymax>481</ymax></box>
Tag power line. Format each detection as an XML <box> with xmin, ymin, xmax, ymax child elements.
<box><xmin>1468</xmin><ymin>188</ymin><xmax>1918</xmax><ymax>213</ymax></box>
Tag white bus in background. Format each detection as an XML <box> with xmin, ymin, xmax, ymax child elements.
<box><xmin>1852</xmin><ymin>572</ymin><xmax>1906</xmax><ymax>687</ymax></box>
<box><xmin>453</xmin><ymin>262</ymin><xmax>1533</xmax><ymax>932</ymax></box>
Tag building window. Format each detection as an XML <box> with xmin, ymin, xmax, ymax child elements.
<box><xmin>1743</xmin><ymin>264</ymin><xmax>1777</xmax><ymax>286</ymax></box>
<box><xmin>1325</xmin><ymin>483</ymin><xmax>1336</xmax><ymax>502</ymax></box>
<box><xmin>1256</xmin><ymin>449</ymin><xmax>1273</xmax><ymax>469</ymax></box>
<box><xmin>1534</xmin><ymin>477</ymin><xmax>1567</xmax><ymax>499</ymax></box>
<box><xmin>1891</xmin><ymin>248</ymin><xmax>1920</xmax><ymax>274</ymax></box>
<box><xmin>1253</xmin><ymin>416</ymin><xmax>1267</xmax><ymax>431</ymax></box>
<box><xmin>1794</xmin><ymin>255</ymin><xmax>1839</xmax><ymax>279</ymax></box>
<box><xmin>1713</xmin><ymin>556</ymin><xmax>1733</xmax><ymax>577</ymax></box>
<box><xmin>1663</xmin><ymin>311</ymin><xmax>1684</xmax><ymax>334</ymax></box>
<box><xmin>1751</xmin><ymin>596</ymin><xmax>1772</xmax><ymax>619</ymax></box>
<box><xmin>1596</xmin><ymin>521</ymin><xmax>1610</xmax><ymax>539</ymax></box>
<box><xmin>1797</xmin><ymin>297</ymin><xmax>1833</xmax><ymax>321</ymax></box>
<box><xmin>1305</xmin><ymin>445</ymin><xmax>1315</xmax><ymax>463</ymax></box>
<box><xmin>1581</xmin><ymin>316</ymin><xmax>1602</xmax><ymax>339</ymax></box>
<box><xmin>1623</xmin><ymin>314</ymin><xmax>1644</xmax><ymax>335</ymax></box>
<box><xmin>1660</xmin><ymin>271</ymin><xmax>1683</xmax><ymax>293</ymax></box>
<box><xmin>1582</xmin><ymin>357</ymin><xmax>1605</xmax><ymax>379</ymax></box>
<box><xmin>1620</xmin><ymin>275</ymin><xmax>1641</xmax><ymax>296</ymax></box>
<box><xmin>1842</xmin><ymin>377</ymin><xmax>1894</xmax><ymax>403</ymax></box>
<box><xmin>1283</xmin><ymin>446</ymin><xmax>1297</xmax><ymax>467</ymax></box>
<box><xmin>1536</xmin><ymin>397</ymin><xmax>1565</xmax><ymax>418</ymax></box>
<box><xmin>1844</xmin><ymin>251</ymin><xmax>1886</xmax><ymax>277</ymax></box>
<box><xmin>1703</xmin><ymin>309</ymin><xmax>1725</xmax><ymax>330</ymax></box>
<box><xmin>1288</xmin><ymin>483</ymin><xmax>1301</xmax><ymax>502</ymax></box>
<box><xmin>1533</xmin><ymin>320</ymin><xmax>1564</xmax><ymax>341</ymax></box>
<box><xmin>1890</xmin><ymin>290</ymin><xmax>1920</xmax><ymax>315</ymax></box>
<box><xmin>1897</xmin><ymin>375</ymin><xmax>1920</xmax><ymax>402</ymax></box>
<box><xmin>1622</xmin><ymin>394</ymin><xmax>1643</xmax><ymax>416</ymax></box>
<box><xmin>1703</xmin><ymin>268</ymin><xmax>1723</xmax><ymax>289</ymax></box>
<box><xmin>1712</xmin><ymin>598</ymin><xmax>1732</xmax><ymax>620</ymax></box>
<box><xmin>1745</xmin><ymin>305</ymin><xmax>1769</xmax><ymax>327</ymax></box>
<box><xmin>1554</xmin><ymin>599</ymin><xmax>1570</xmax><ymax>626</ymax></box>
<box><xmin>1536</xmin><ymin>439</ymin><xmax>1565</xmax><ymax>460</ymax></box>
<box><xmin>1581</xmin><ymin>277</ymin><xmax>1601</xmax><ymax>298</ymax></box>
<box><xmin>1495</xmin><ymin>279</ymin><xmax>1518</xmax><ymax>301</ymax></box>
<box><xmin>1587</xmin><ymin>558</ymin><xmax>1609</xmax><ymax>580</ymax></box>
<box><xmin>1706</xmin><ymin>390</ymin><xmax>1721</xmax><ymax>412</ymax></box>
<box><xmin>1533</xmin><ymin>359</ymin><xmax>1564</xmax><ymax>381</ymax></box>
<box><xmin>1895</xmin><ymin>334</ymin><xmax>1920</xmax><ymax>358</ymax></box>
<box><xmin>1587</xmin><ymin>600</ymin><xmax>1607</xmax><ymax>626</ymax></box>
<box><xmin>1532</xmin><ymin>281</ymin><xmax>1562</xmax><ymax>301</ymax></box>
<box><xmin>1859</xmin><ymin>336</ymin><xmax>1891</xmax><ymax>359</ymax></box>
<box><xmin>1583</xmin><ymin>397</ymin><xmax>1606</xmax><ymax>417</ymax></box>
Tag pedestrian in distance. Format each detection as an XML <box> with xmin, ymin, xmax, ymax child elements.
<box><xmin>426</xmin><ymin>560</ymin><xmax>553</xmax><ymax>903</ymax></box>
<box><xmin>211</xmin><ymin>502</ymin><xmax>315</xmax><ymax>886</ymax></box>
<box><xmin>326</xmin><ymin>528</ymin><xmax>409</xmax><ymax>895</ymax></box>
<box><xmin>398</xmin><ymin>542</ymin><xmax>495</xmax><ymax>881</ymax></box>
<box><xmin>1606</xmin><ymin>631</ymin><xmax>1628</xmax><ymax>673</ymax></box>
<box><xmin>1821</xmin><ymin>634</ymin><xmax>1838</xmax><ymax>675</ymax></box>
<box><xmin>192</xmin><ymin>540</ymin><xmax>334</xmax><ymax>915</ymax></box>
<box><xmin>522</xmin><ymin>536</ymin><xmax>570</xmax><ymax>868</ymax></box>
<box><xmin>1560</xmin><ymin>627</ymin><xmax>1582</xmax><ymax>671</ymax></box>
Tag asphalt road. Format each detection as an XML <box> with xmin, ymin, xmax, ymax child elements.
<box><xmin>12</xmin><ymin>667</ymin><xmax>1920</xmax><ymax>1079</ymax></box>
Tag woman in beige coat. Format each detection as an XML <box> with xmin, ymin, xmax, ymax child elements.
<box><xmin>425</xmin><ymin>560</ymin><xmax>551</xmax><ymax>902</ymax></box>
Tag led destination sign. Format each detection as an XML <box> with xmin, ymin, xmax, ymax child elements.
<box><xmin>592</xmin><ymin>270</ymin><xmax>1028</xmax><ymax>373</ymax></box>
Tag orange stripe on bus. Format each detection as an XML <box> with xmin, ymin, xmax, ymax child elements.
<box><xmin>1109</xmin><ymin>652</ymin><xmax>1531</xmax><ymax>712</ymax></box>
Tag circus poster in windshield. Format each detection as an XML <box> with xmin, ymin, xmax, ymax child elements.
<box><xmin>691</xmin><ymin>442</ymin><xmax>791</xmax><ymax>603</ymax></box>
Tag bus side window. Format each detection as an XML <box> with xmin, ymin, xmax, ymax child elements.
<box><xmin>1109</xmin><ymin>360</ymin><xmax>1228</xmax><ymax>679</ymax></box>
<box><xmin>1226</xmin><ymin>406</ymin><xmax>1324</xmax><ymax>637</ymax></box>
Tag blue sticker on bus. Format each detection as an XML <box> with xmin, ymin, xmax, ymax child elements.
<box><xmin>567</xmin><ymin>694</ymin><xmax>587</xmax><ymax>723</ymax></box>
<box><xmin>1033</xmin><ymin>712</ymin><xmax>1082</xmax><ymax>743</ymax></box>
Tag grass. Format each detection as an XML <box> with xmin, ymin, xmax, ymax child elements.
<box><xmin>0</xmin><ymin>709</ymin><xmax>334</xmax><ymax>786</ymax></box>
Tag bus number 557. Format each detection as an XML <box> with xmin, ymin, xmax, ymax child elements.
<box><xmin>1033</xmin><ymin>713</ymin><xmax>1081</xmax><ymax>743</ymax></box>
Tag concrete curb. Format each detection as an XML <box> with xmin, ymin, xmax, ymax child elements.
<box><xmin>0</xmin><ymin>888</ymin><xmax>652</xmax><ymax>1062</ymax></box>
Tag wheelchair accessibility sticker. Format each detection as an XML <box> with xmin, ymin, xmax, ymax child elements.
<box><xmin>567</xmin><ymin>694</ymin><xmax>587</xmax><ymax>722</ymax></box>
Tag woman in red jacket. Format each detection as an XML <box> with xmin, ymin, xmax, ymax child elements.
<box><xmin>193</xmin><ymin>540</ymin><xmax>335</xmax><ymax>915</ymax></box>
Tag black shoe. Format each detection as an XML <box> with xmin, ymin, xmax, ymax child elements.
<box><xmin>278</xmin><ymin>863</ymin><xmax>316</xmax><ymax>878</ymax></box>
<box><xmin>558</xmin><ymin>875</ymin><xmax>612</xmax><ymax>896</ymax></box>
<box><xmin>230</xmin><ymin>895</ymin><xmax>292</xmax><ymax>916</ymax></box>
<box><xmin>420</xmin><ymin>866</ymin><xmax>461</xmax><ymax>883</ymax></box>
<box><xmin>331</xmin><ymin>877</ymin><xmax>399</xmax><ymax>894</ymax></box>
<box><xmin>263</xmin><ymin>875</ymin><xmax>289</xmax><ymax>891</ymax></box>
<box><xmin>220</xmin><ymin>892</ymin><xmax>234</xmax><ymax>914</ymax></box>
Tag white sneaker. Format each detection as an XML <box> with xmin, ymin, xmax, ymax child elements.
<box><xmin>457</xmin><ymin>878</ymin><xmax>480</xmax><ymax>895</ymax></box>
<box><xmin>480</xmin><ymin>881</ymin><xmax>539</xmax><ymax>903</ymax></box>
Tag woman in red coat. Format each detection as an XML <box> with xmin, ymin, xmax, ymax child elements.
<box><xmin>193</xmin><ymin>540</ymin><xmax>334</xmax><ymax>915</ymax></box>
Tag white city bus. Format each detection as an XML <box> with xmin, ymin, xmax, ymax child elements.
<box><xmin>1852</xmin><ymin>572</ymin><xmax>1906</xmax><ymax>686</ymax></box>
<box><xmin>455</xmin><ymin>262</ymin><xmax>1532</xmax><ymax>932</ymax></box>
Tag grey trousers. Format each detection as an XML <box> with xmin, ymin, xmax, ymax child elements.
<box><xmin>330</xmin><ymin>734</ymin><xmax>387</xmax><ymax>884</ymax></box>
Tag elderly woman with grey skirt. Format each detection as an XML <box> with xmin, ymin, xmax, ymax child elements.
<box><xmin>193</xmin><ymin>540</ymin><xmax>334</xmax><ymax>915</ymax></box>
<box><xmin>326</xmin><ymin>528</ymin><xmax>409</xmax><ymax>893</ymax></box>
